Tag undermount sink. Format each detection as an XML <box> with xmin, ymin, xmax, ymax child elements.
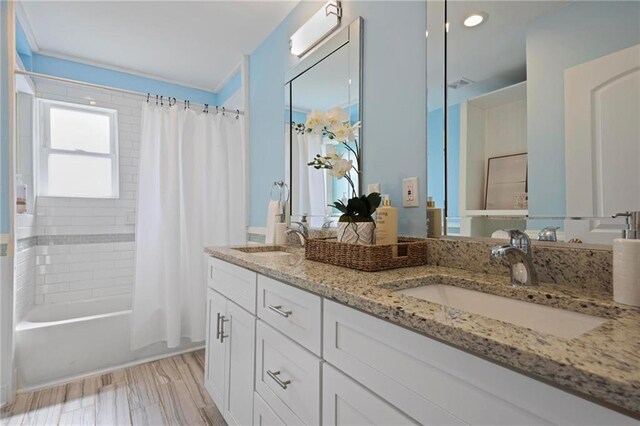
<box><xmin>397</xmin><ymin>285</ymin><xmax>607</xmax><ymax>339</ymax></box>
<box><xmin>231</xmin><ymin>246</ymin><xmax>292</xmax><ymax>257</ymax></box>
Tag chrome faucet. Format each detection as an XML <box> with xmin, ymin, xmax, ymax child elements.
<box><xmin>537</xmin><ymin>226</ymin><xmax>559</xmax><ymax>242</ymax></box>
<box><xmin>490</xmin><ymin>229</ymin><xmax>538</xmax><ymax>286</ymax></box>
<box><xmin>285</xmin><ymin>221</ymin><xmax>308</xmax><ymax>247</ymax></box>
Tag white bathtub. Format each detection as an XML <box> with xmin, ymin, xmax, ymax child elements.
<box><xmin>15</xmin><ymin>295</ymin><xmax>202</xmax><ymax>390</ymax></box>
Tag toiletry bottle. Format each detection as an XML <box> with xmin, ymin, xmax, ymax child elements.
<box><xmin>426</xmin><ymin>197</ymin><xmax>442</xmax><ymax>237</ymax></box>
<box><xmin>16</xmin><ymin>174</ymin><xmax>27</xmax><ymax>214</ymax></box>
<box><xmin>612</xmin><ymin>211</ymin><xmax>640</xmax><ymax>306</ymax></box>
<box><xmin>376</xmin><ymin>194</ymin><xmax>398</xmax><ymax>256</ymax></box>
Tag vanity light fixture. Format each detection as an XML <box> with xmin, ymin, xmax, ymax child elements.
<box><xmin>463</xmin><ymin>12</ymin><xmax>488</xmax><ymax>28</ymax></box>
<box><xmin>289</xmin><ymin>0</ymin><xmax>342</xmax><ymax>57</ymax></box>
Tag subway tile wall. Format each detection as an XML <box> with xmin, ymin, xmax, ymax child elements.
<box><xmin>15</xmin><ymin>214</ymin><xmax>36</xmax><ymax>321</ymax></box>
<box><xmin>32</xmin><ymin>80</ymin><xmax>141</xmax><ymax>305</ymax></box>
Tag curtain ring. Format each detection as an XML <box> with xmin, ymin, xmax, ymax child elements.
<box><xmin>146</xmin><ymin>93</ymin><xmax>150</xmax><ymax>103</ymax></box>
<box><xmin>172</xmin><ymin>97</ymin><xmax>176</xmax><ymax>107</ymax></box>
<box><xmin>204</xmin><ymin>104</ymin><xmax>209</xmax><ymax>113</ymax></box>
<box><xmin>216</xmin><ymin>106</ymin><xmax>219</xmax><ymax>115</ymax></box>
<box><xmin>160</xmin><ymin>95</ymin><xmax>164</xmax><ymax>106</ymax></box>
<box><xmin>222</xmin><ymin>107</ymin><xmax>226</xmax><ymax>116</ymax></box>
<box><xmin>236</xmin><ymin>109</ymin><xmax>240</xmax><ymax>120</ymax></box>
<box><xmin>155</xmin><ymin>94</ymin><xmax>158</xmax><ymax>106</ymax></box>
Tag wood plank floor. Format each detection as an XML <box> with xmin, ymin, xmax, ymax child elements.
<box><xmin>1</xmin><ymin>350</ymin><xmax>227</xmax><ymax>426</ymax></box>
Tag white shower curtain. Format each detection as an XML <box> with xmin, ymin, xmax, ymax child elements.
<box><xmin>131</xmin><ymin>103</ymin><xmax>246</xmax><ymax>350</ymax></box>
<box><xmin>292</xmin><ymin>132</ymin><xmax>326</xmax><ymax>228</ymax></box>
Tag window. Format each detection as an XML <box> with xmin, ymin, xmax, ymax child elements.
<box><xmin>38</xmin><ymin>99</ymin><xmax>119</xmax><ymax>198</ymax></box>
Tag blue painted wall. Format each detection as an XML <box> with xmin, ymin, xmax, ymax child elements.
<box><xmin>250</xmin><ymin>1</ymin><xmax>427</xmax><ymax>235</ymax></box>
<box><xmin>15</xmin><ymin>16</ymin><xmax>32</xmax><ymax>70</ymax></box>
<box><xmin>217</xmin><ymin>71</ymin><xmax>241</xmax><ymax>106</ymax></box>
<box><xmin>526</xmin><ymin>0</ymin><xmax>640</xmax><ymax>217</ymax></box>
<box><xmin>427</xmin><ymin>104</ymin><xmax>459</xmax><ymax>218</ymax></box>
<box><xmin>30</xmin><ymin>54</ymin><xmax>217</xmax><ymax>105</ymax></box>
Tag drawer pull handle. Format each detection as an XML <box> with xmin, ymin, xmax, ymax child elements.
<box><xmin>217</xmin><ymin>313</ymin><xmax>229</xmax><ymax>342</ymax></box>
<box><xmin>268</xmin><ymin>305</ymin><xmax>292</xmax><ymax>318</ymax></box>
<box><xmin>266</xmin><ymin>370</ymin><xmax>291</xmax><ymax>389</ymax></box>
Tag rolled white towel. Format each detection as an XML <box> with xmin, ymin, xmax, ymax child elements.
<box><xmin>265</xmin><ymin>200</ymin><xmax>281</xmax><ymax>244</ymax></box>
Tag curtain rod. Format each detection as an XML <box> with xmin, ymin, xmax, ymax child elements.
<box><xmin>14</xmin><ymin>69</ymin><xmax>245</xmax><ymax>116</ymax></box>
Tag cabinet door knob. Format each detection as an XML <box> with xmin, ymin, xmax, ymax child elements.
<box><xmin>268</xmin><ymin>304</ymin><xmax>293</xmax><ymax>318</ymax></box>
<box><xmin>266</xmin><ymin>370</ymin><xmax>291</xmax><ymax>390</ymax></box>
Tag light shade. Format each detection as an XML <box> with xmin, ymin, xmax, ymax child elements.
<box><xmin>290</xmin><ymin>1</ymin><xmax>341</xmax><ymax>57</ymax></box>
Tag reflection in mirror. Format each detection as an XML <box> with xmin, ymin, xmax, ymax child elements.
<box><xmin>426</xmin><ymin>0</ymin><xmax>448</xmax><ymax>235</ymax></box>
<box><xmin>286</xmin><ymin>20</ymin><xmax>361</xmax><ymax>228</ymax></box>
<box><xmin>437</xmin><ymin>0</ymin><xmax>640</xmax><ymax>244</ymax></box>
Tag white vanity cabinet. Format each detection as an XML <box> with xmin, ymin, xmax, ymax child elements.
<box><xmin>206</xmin><ymin>258</ymin><xmax>257</xmax><ymax>426</ymax></box>
<box><xmin>204</xmin><ymin>257</ymin><xmax>636</xmax><ymax>426</ymax></box>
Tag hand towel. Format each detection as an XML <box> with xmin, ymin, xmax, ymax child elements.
<box><xmin>265</xmin><ymin>200</ymin><xmax>281</xmax><ymax>244</ymax></box>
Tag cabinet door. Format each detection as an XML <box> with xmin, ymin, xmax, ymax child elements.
<box><xmin>205</xmin><ymin>288</ymin><xmax>226</xmax><ymax>410</ymax></box>
<box><xmin>223</xmin><ymin>300</ymin><xmax>256</xmax><ymax>426</ymax></box>
<box><xmin>323</xmin><ymin>364</ymin><xmax>417</xmax><ymax>426</ymax></box>
<box><xmin>254</xmin><ymin>392</ymin><xmax>286</xmax><ymax>426</ymax></box>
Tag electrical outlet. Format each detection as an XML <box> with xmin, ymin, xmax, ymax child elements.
<box><xmin>367</xmin><ymin>183</ymin><xmax>381</xmax><ymax>194</ymax></box>
<box><xmin>402</xmin><ymin>177</ymin><xmax>419</xmax><ymax>207</ymax></box>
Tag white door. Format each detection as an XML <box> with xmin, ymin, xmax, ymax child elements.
<box><xmin>323</xmin><ymin>364</ymin><xmax>417</xmax><ymax>426</ymax></box>
<box><xmin>565</xmin><ymin>44</ymin><xmax>640</xmax><ymax>243</ymax></box>
<box><xmin>205</xmin><ymin>289</ymin><xmax>226</xmax><ymax>410</ymax></box>
<box><xmin>223</xmin><ymin>300</ymin><xmax>255</xmax><ymax>426</ymax></box>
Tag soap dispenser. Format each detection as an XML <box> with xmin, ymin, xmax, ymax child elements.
<box><xmin>426</xmin><ymin>197</ymin><xmax>442</xmax><ymax>237</ymax></box>
<box><xmin>612</xmin><ymin>211</ymin><xmax>640</xmax><ymax>306</ymax></box>
<box><xmin>376</xmin><ymin>194</ymin><xmax>398</xmax><ymax>256</ymax></box>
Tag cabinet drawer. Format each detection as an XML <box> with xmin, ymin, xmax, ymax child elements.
<box><xmin>254</xmin><ymin>392</ymin><xmax>286</xmax><ymax>426</ymax></box>
<box><xmin>323</xmin><ymin>364</ymin><xmax>417</xmax><ymax>426</ymax></box>
<box><xmin>208</xmin><ymin>257</ymin><xmax>257</xmax><ymax>314</ymax></box>
<box><xmin>257</xmin><ymin>275</ymin><xmax>322</xmax><ymax>355</ymax></box>
<box><xmin>256</xmin><ymin>320</ymin><xmax>321</xmax><ymax>425</ymax></box>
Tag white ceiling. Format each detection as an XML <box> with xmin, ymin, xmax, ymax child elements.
<box><xmin>19</xmin><ymin>0</ymin><xmax>300</xmax><ymax>91</ymax></box>
<box><xmin>427</xmin><ymin>0</ymin><xmax>570</xmax><ymax>109</ymax></box>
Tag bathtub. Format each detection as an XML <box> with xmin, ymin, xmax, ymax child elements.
<box><xmin>15</xmin><ymin>295</ymin><xmax>202</xmax><ymax>390</ymax></box>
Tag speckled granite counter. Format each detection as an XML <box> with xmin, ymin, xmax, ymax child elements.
<box><xmin>205</xmin><ymin>245</ymin><xmax>640</xmax><ymax>417</ymax></box>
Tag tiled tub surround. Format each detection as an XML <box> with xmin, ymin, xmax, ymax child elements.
<box><xmin>205</xmin><ymin>245</ymin><xmax>640</xmax><ymax>417</ymax></box>
<box><xmin>25</xmin><ymin>79</ymin><xmax>141</xmax><ymax>305</ymax></box>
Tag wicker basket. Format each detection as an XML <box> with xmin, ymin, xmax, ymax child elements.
<box><xmin>305</xmin><ymin>237</ymin><xmax>428</xmax><ymax>272</ymax></box>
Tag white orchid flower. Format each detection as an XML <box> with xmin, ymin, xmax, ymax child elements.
<box><xmin>325</xmin><ymin>146</ymin><xmax>341</xmax><ymax>162</ymax></box>
<box><xmin>326</xmin><ymin>107</ymin><xmax>349</xmax><ymax>126</ymax></box>
<box><xmin>329</xmin><ymin>158</ymin><xmax>353</xmax><ymax>178</ymax></box>
<box><xmin>305</xmin><ymin>111</ymin><xmax>328</xmax><ymax>134</ymax></box>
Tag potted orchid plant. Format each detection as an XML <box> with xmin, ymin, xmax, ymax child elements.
<box><xmin>294</xmin><ymin>108</ymin><xmax>381</xmax><ymax>244</ymax></box>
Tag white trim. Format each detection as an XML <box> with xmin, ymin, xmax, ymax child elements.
<box><xmin>14</xmin><ymin>2</ymin><xmax>39</xmax><ymax>52</ymax></box>
<box><xmin>36</xmin><ymin>49</ymin><xmax>218</xmax><ymax>93</ymax></box>
<box><xmin>214</xmin><ymin>61</ymin><xmax>242</xmax><ymax>94</ymax></box>
<box><xmin>36</xmin><ymin>98</ymin><xmax>120</xmax><ymax>199</ymax></box>
<box><xmin>16</xmin><ymin>345</ymin><xmax>205</xmax><ymax>394</ymax></box>
<box><xmin>241</xmin><ymin>55</ymin><xmax>251</xmax><ymax>237</ymax></box>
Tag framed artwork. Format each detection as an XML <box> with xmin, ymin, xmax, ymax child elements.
<box><xmin>485</xmin><ymin>153</ymin><xmax>528</xmax><ymax>210</ymax></box>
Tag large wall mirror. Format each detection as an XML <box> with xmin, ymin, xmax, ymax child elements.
<box><xmin>428</xmin><ymin>0</ymin><xmax>640</xmax><ymax>244</ymax></box>
<box><xmin>285</xmin><ymin>18</ymin><xmax>362</xmax><ymax>228</ymax></box>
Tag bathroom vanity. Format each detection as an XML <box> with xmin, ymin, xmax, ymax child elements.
<box><xmin>203</xmin><ymin>243</ymin><xmax>639</xmax><ymax>425</ymax></box>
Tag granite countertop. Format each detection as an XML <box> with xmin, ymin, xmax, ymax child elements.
<box><xmin>205</xmin><ymin>244</ymin><xmax>640</xmax><ymax>417</ymax></box>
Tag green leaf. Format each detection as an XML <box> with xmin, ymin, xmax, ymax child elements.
<box><xmin>366</xmin><ymin>192</ymin><xmax>382</xmax><ymax>215</ymax></box>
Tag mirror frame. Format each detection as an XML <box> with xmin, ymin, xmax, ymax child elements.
<box><xmin>284</xmin><ymin>17</ymin><xmax>363</xmax><ymax>217</ymax></box>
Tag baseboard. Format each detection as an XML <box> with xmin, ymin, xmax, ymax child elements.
<box><xmin>17</xmin><ymin>344</ymin><xmax>205</xmax><ymax>394</ymax></box>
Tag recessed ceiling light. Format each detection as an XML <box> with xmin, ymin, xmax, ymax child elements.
<box><xmin>463</xmin><ymin>12</ymin><xmax>487</xmax><ymax>28</ymax></box>
<box><xmin>445</xmin><ymin>22</ymin><xmax>450</xmax><ymax>33</ymax></box>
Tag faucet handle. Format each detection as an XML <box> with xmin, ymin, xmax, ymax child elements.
<box><xmin>537</xmin><ymin>226</ymin><xmax>559</xmax><ymax>242</ymax></box>
<box><xmin>503</xmin><ymin>229</ymin><xmax>531</xmax><ymax>250</ymax></box>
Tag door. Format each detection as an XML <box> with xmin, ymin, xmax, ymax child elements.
<box><xmin>223</xmin><ymin>300</ymin><xmax>255</xmax><ymax>426</ymax></box>
<box><xmin>205</xmin><ymin>288</ymin><xmax>226</xmax><ymax>409</ymax></box>
<box><xmin>323</xmin><ymin>364</ymin><xmax>417</xmax><ymax>426</ymax></box>
<box><xmin>565</xmin><ymin>44</ymin><xmax>640</xmax><ymax>243</ymax></box>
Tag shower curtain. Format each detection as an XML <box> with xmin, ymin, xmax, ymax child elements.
<box><xmin>131</xmin><ymin>103</ymin><xmax>246</xmax><ymax>350</ymax></box>
<box><xmin>292</xmin><ymin>132</ymin><xmax>326</xmax><ymax>228</ymax></box>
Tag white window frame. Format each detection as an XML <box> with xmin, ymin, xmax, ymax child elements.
<box><xmin>37</xmin><ymin>98</ymin><xmax>119</xmax><ymax>198</ymax></box>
